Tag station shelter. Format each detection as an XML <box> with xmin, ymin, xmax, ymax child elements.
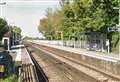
<box><xmin>80</xmin><ymin>32</ymin><xmax>107</xmax><ymax>52</ymax></box>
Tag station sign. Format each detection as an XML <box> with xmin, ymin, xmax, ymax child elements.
<box><xmin>108</xmin><ymin>25</ymin><xmax>120</xmax><ymax>32</ymax></box>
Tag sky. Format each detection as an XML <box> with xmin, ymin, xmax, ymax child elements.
<box><xmin>0</xmin><ymin>0</ymin><xmax>60</xmax><ymax>38</ymax></box>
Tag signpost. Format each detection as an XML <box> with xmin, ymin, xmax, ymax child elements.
<box><xmin>106</xmin><ymin>39</ymin><xmax>110</xmax><ymax>53</ymax></box>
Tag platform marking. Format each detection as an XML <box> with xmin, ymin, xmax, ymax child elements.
<box><xmin>25</xmin><ymin>47</ymin><xmax>34</xmax><ymax>66</ymax></box>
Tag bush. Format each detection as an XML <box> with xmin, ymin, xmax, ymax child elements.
<box><xmin>0</xmin><ymin>41</ymin><xmax>3</xmax><ymax>47</ymax></box>
<box><xmin>3</xmin><ymin>74</ymin><xmax>17</xmax><ymax>82</ymax></box>
<box><xmin>111</xmin><ymin>33</ymin><xmax>119</xmax><ymax>54</ymax></box>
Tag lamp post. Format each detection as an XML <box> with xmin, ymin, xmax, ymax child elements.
<box><xmin>0</xmin><ymin>2</ymin><xmax>6</xmax><ymax>18</ymax></box>
<box><xmin>113</xmin><ymin>7</ymin><xmax>120</xmax><ymax>59</ymax></box>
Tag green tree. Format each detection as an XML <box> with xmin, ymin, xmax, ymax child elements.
<box><xmin>12</xmin><ymin>26</ymin><xmax>22</xmax><ymax>40</ymax></box>
<box><xmin>12</xmin><ymin>26</ymin><xmax>22</xmax><ymax>35</ymax></box>
<box><xmin>0</xmin><ymin>18</ymin><xmax>9</xmax><ymax>40</ymax></box>
<box><xmin>38</xmin><ymin>8</ymin><xmax>63</xmax><ymax>40</ymax></box>
<box><xmin>38</xmin><ymin>0</ymin><xmax>118</xmax><ymax>41</ymax></box>
<box><xmin>72</xmin><ymin>0</ymin><xmax>118</xmax><ymax>32</ymax></box>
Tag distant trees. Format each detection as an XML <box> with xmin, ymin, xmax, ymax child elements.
<box><xmin>38</xmin><ymin>0</ymin><xmax>119</xmax><ymax>41</ymax></box>
<box><xmin>38</xmin><ymin>8</ymin><xmax>63</xmax><ymax>40</ymax></box>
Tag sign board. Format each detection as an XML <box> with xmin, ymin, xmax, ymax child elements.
<box><xmin>108</xmin><ymin>25</ymin><xmax>120</xmax><ymax>32</ymax></box>
<box><xmin>118</xmin><ymin>28</ymin><xmax>120</xmax><ymax>32</ymax></box>
<box><xmin>106</xmin><ymin>39</ymin><xmax>109</xmax><ymax>46</ymax></box>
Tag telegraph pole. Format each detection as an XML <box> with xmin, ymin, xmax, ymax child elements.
<box><xmin>118</xmin><ymin>8</ymin><xmax>120</xmax><ymax>59</ymax></box>
<box><xmin>0</xmin><ymin>1</ymin><xmax>6</xmax><ymax>18</ymax></box>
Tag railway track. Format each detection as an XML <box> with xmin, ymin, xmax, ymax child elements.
<box><xmin>31</xmin><ymin>43</ymin><xmax>120</xmax><ymax>81</ymax></box>
<box><xmin>27</xmin><ymin>42</ymin><xmax>120</xmax><ymax>82</ymax></box>
<box><xmin>25</xmin><ymin>43</ymin><xmax>105</xmax><ymax>82</ymax></box>
<box><xmin>28</xmin><ymin>48</ymin><xmax>88</xmax><ymax>82</ymax></box>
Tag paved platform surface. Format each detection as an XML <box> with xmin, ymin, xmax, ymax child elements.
<box><xmin>10</xmin><ymin>45</ymin><xmax>24</xmax><ymax>62</ymax></box>
<box><xmin>10</xmin><ymin>45</ymin><xmax>37</xmax><ymax>82</ymax></box>
<box><xmin>10</xmin><ymin>45</ymin><xmax>33</xmax><ymax>64</ymax></box>
<box><xmin>21</xmin><ymin>46</ymin><xmax>37</xmax><ymax>82</ymax></box>
<box><xmin>21</xmin><ymin>46</ymin><xmax>33</xmax><ymax>65</ymax></box>
<box><xmin>0</xmin><ymin>47</ymin><xmax>4</xmax><ymax>52</ymax></box>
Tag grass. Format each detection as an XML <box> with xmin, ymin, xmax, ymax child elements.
<box><xmin>112</xmin><ymin>40</ymin><xmax>119</xmax><ymax>54</ymax></box>
<box><xmin>0</xmin><ymin>41</ymin><xmax>2</xmax><ymax>46</ymax></box>
<box><xmin>112</xmin><ymin>33</ymin><xmax>120</xmax><ymax>54</ymax></box>
<box><xmin>0</xmin><ymin>41</ymin><xmax>3</xmax><ymax>48</ymax></box>
<box><xmin>0</xmin><ymin>41</ymin><xmax>4</xmax><ymax>51</ymax></box>
<box><xmin>0</xmin><ymin>74</ymin><xmax>17</xmax><ymax>82</ymax></box>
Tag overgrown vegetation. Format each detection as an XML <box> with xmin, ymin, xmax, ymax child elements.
<box><xmin>1</xmin><ymin>74</ymin><xmax>17</xmax><ymax>82</ymax></box>
<box><xmin>112</xmin><ymin>36</ymin><xmax>119</xmax><ymax>54</ymax></box>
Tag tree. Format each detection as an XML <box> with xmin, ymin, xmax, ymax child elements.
<box><xmin>12</xmin><ymin>26</ymin><xmax>22</xmax><ymax>40</ymax></box>
<box><xmin>12</xmin><ymin>26</ymin><xmax>22</xmax><ymax>35</ymax></box>
<box><xmin>38</xmin><ymin>0</ymin><xmax>118</xmax><ymax>41</ymax></box>
<box><xmin>0</xmin><ymin>18</ymin><xmax>9</xmax><ymax>40</ymax></box>
<box><xmin>72</xmin><ymin>0</ymin><xmax>118</xmax><ymax>32</ymax></box>
<box><xmin>38</xmin><ymin>8</ymin><xmax>63</xmax><ymax>40</ymax></box>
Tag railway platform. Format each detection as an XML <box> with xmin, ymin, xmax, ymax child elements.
<box><xmin>10</xmin><ymin>45</ymin><xmax>38</xmax><ymax>82</ymax></box>
<box><xmin>31</xmin><ymin>40</ymin><xmax>120</xmax><ymax>62</ymax></box>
